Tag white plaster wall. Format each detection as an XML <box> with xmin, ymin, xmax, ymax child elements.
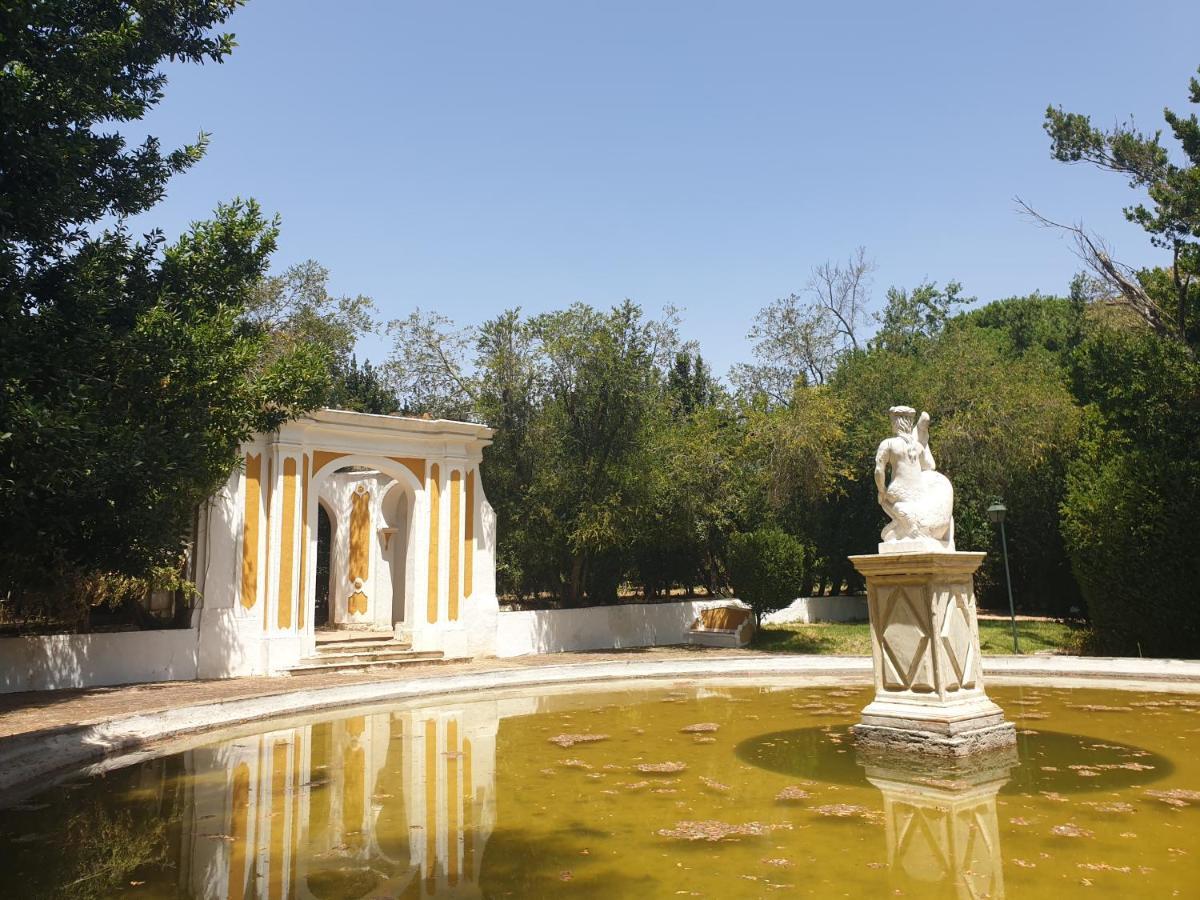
<box><xmin>0</xmin><ymin>629</ymin><xmax>199</xmax><ymax>693</ymax></box>
<box><xmin>762</xmin><ymin>595</ymin><xmax>869</xmax><ymax>625</ymax></box>
<box><xmin>495</xmin><ymin>599</ymin><xmax>733</xmax><ymax>657</ymax></box>
<box><xmin>194</xmin><ymin>454</ymin><xmax>270</xmax><ymax>679</ymax></box>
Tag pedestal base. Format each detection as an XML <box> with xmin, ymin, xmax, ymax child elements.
<box><xmin>848</xmin><ymin>551</ymin><xmax>1016</xmax><ymax>757</ymax></box>
<box><xmin>853</xmin><ymin>720</ymin><xmax>1017</xmax><ymax>756</ymax></box>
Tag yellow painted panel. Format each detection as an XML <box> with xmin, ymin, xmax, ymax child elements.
<box><xmin>299</xmin><ymin>454</ymin><xmax>309</xmax><ymax>630</ymax></box>
<box><xmin>464</xmin><ymin>737</ymin><xmax>474</xmax><ymax>877</ymax></box>
<box><xmin>464</xmin><ymin>470</ymin><xmax>475</xmax><ymax>600</ymax></box>
<box><xmin>289</xmin><ymin>735</ymin><xmax>301</xmax><ymax>900</ymax></box>
<box><xmin>239</xmin><ymin>454</ymin><xmax>261</xmax><ymax>610</ymax></box>
<box><xmin>698</xmin><ymin>606</ymin><xmax>752</xmax><ymax>630</ymax></box>
<box><xmin>388</xmin><ymin>455</ymin><xmax>425</xmax><ymax>484</ymax></box>
<box><xmin>448</xmin><ymin>718</ymin><xmax>459</xmax><ymax>886</ymax></box>
<box><xmin>344</xmin><ymin>719</ymin><xmax>365</xmax><ymax>851</ymax></box>
<box><xmin>228</xmin><ymin>762</ymin><xmax>250</xmax><ymax>900</ymax></box>
<box><xmin>311</xmin><ymin>449</ymin><xmax>350</xmax><ymax>475</ymax></box>
<box><xmin>449</xmin><ymin>471</ymin><xmax>461</xmax><ymax>622</ymax></box>
<box><xmin>424</xmin><ymin>718</ymin><xmax>437</xmax><ymax>890</ymax></box>
<box><xmin>427</xmin><ymin>464</ymin><xmax>441</xmax><ymax>624</ymax></box>
<box><xmin>269</xmin><ymin>741</ymin><xmax>287</xmax><ymax>900</ymax></box>
<box><xmin>349</xmin><ymin>486</ymin><xmax>370</xmax><ymax>585</ymax></box>
<box><xmin>277</xmin><ymin>458</ymin><xmax>297</xmax><ymax>631</ymax></box>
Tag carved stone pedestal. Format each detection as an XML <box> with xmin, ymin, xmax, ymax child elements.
<box><xmin>857</xmin><ymin>745</ymin><xmax>1017</xmax><ymax>899</ymax></box>
<box><xmin>848</xmin><ymin>552</ymin><xmax>1015</xmax><ymax>756</ymax></box>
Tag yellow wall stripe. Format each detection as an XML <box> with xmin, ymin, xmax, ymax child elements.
<box><xmin>239</xmin><ymin>454</ymin><xmax>261</xmax><ymax>610</ymax></box>
<box><xmin>424</xmin><ymin>718</ymin><xmax>437</xmax><ymax>890</ymax></box>
<box><xmin>227</xmin><ymin>762</ymin><xmax>251</xmax><ymax>900</ymax></box>
<box><xmin>464</xmin><ymin>737</ymin><xmax>474</xmax><ymax>878</ymax></box>
<box><xmin>448</xmin><ymin>718</ymin><xmax>460</xmax><ymax>886</ymax></box>
<box><xmin>268</xmin><ymin>741</ymin><xmax>287</xmax><ymax>900</ymax></box>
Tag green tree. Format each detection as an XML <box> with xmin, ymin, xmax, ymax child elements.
<box><xmin>726</xmin><ymin>528</ymin><xmax>807</xmax><ymax>625</ymax></box>
<box><xmin>326</xmin><ymin>355</ymin><xmax>398</xmax><ymax>414</ymax></box>
<box><xmin>1043</xmin><ymin>65</ymin><xmax>1200</xmax><ymax>341</ymax></box>
<box><xmin>822</xmin><ymin>324</ymin><xmax>1081</xmax><ymax>610</ymax></box>
<box><xmin>731</xmin><ymin>249</ymin><xmax>874</xmax><ymax>400</ymax></box>
<box><xmin>246</xmin><ymin>259</ymin><xmax>376</xmax><ymax>371</ymax></box>
<box><xmin>1060</xmin><ymin>323</ymin><xmax>1200</xmax><ymax>654</ymax></box>
<box><xmin>0</xmin><ymin>3</ymin><xmax>328</xmax><ymax>621</ymax></box>
<box><xmin>528</xmin><ymin>301</ymin><xmax>676</xmax><ymax>605</ymax></box>
<box><xmin>873</xmin><ymin>280</ymin><xmax>971</xmax><ymax>354</ymax></box>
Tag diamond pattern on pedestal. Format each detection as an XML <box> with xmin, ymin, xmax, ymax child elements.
<box><xmin>879</xmin><ymin>587</ymin><xmax>933</xmax><ymax>691</ymax></box>
<box><xmin>939</xmin><ymin>589</ymin><xmax>976</xmax><ymax>690</ymax></box>
<box><xmin>893</xmin><ymin>804</ymin><xmax>951</xmax><ymax>882</ymax></box>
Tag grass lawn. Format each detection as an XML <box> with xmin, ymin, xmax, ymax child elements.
<box><xmin>751</xmin><ymin>618</ymin><xmax>1082</xmax><ymax>656</ymax></box>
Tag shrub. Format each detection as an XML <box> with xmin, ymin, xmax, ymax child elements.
<box><xmin>726</xmin><ymin>528</ymin><xmax>807</xmax><ymax>625</ymax></box>
<box><xmin>1060</xmin><ymin>326</ymin><xmax>1200</xmax><ymax>656</ymax></box>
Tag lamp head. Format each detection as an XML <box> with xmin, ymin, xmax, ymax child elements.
<box><xmin>987</xmin><ymin>500</ymin><xmax>1007</xmax><ymax>524</ymax></box>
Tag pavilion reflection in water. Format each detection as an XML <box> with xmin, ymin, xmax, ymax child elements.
<box><xmin>857</xmin><ymin>745</ymin><xmax>1017</xmax><ymax>900</ymax></box>
<box><xmin>176</xmin><ymin>699</ymin><xmax>520</xmax><ymax>899</ymax></box>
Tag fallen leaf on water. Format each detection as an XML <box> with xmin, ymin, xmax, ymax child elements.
<box><xmin>1083</xmin><ymin>801</ymin><xmax>1135</xmax><ymax>814</ymax></box>
<box><xmin>681</xmin><ymin>723</ymin><xmax>719</xmax><ymax>734</ymax></box>
<box><xmin>700</xmin><ymin>776</ymin><xmax>730</xmax><ymax>793</ymax></box>
<box><xmin>657</xmin><ymin>820</ymin><xmax>791</xmax><ymax>841</ymax></box>
<box><xmin>637</xmin><ymin>761</ymin><xmax>687</xmax><ymax>774</ymax></box>
<box><xmin>775</xmin><ymin>786</ymin><xmax>812</xmax><ymax>803</ymax></box>
<box><xmin>811</xmin><ymin>804</ymin><xmax>882</xmax><ymax>823</ymax></box>
<box><xmin>549</xmin><ymin>734</ymin><xmax>609</xmax><ymax>749</ymax></box>
<box><xmin>1144</xmin><ymin>788</ymin><xmax>1200</xmax><ymax>807</ymax></box>
<box><xmin>1050</xmin><ymin>823</ymin><xmax>1094</xmax><ymax>838</ymax></box>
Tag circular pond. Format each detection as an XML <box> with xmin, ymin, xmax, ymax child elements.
<box><xmin>1</xmin><ymin>680</ymin><xmax>1199</xmax><ymax>897</ymax></box>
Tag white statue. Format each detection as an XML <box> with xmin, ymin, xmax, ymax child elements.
<box><xmin>874</xmin><ymin>406</ymin><xmax>955</xmax><ymax>552</ymax></box>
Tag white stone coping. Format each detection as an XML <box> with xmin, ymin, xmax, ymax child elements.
<box><xmin>2</xmin><ymin>653</ymin><xmax>1199</xmax><ymax>804</ymax></box>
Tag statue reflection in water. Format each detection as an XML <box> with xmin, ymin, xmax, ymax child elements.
<box><xmin>856</xmin><ymin>746</ymin><xmax>1017</xmax><ymax>899</ymax></box>
<box><xmin>178</xmin><ymin>699</ymin><xmax>509</xmax><ymax>899</ymax></box>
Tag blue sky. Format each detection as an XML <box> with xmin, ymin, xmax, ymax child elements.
<box><xmin>123</xmin><ymin>0</ymin><xmax>1200</xmax><ymax>375</ymax></box>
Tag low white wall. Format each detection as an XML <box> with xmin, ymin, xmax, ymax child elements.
<box><xmin>762</xmin><ymin>595</ymin><xmax>869</xmax><ymax>626</ymax></box>
<box><xmin>0</xmin><ymin>629</ymin><xmax>199</xmax><ymax>693</ymax></box>
<box><xmin>496</xmin><ymin>600</ymin><xmax>729</xmax><ymax>657</ymax></box>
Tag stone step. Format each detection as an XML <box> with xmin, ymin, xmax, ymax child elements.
<box><xmin>314</xmin><ymin>630</ymin><xmax>397</xmax><ymax>645</ymax></box>
<box><xmin>284</xmin><ymin>651</ymin><xmax>446</xmax><ymax>677</ymax></box>
<box><xmin>307</xmin><ymin>648</ymin><xmax>418</xmax><ymax>665</ymax></box>
<box><xmin>316</xmin><ymin>640</ymin><xmax>411</xmax><ymax>657</ymax></box>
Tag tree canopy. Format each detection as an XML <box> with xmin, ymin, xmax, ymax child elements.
<box><xmin>0</xmin><ymin>2</ymin><xmax>331</xmax><ymax>622</ymax></box>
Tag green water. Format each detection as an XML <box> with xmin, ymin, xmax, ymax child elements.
<box><xmin>1</xmin><ymin>682</ymin><xmax>1198</xmax><ymax>898</ymax></box>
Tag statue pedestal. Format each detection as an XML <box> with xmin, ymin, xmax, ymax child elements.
<box><xmin>848</xmin><ymin>552</ymin><xmax>1015</xmax><ymax>756</ymax></box>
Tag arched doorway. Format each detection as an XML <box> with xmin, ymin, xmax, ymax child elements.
<box><xmin>315</xmin><ymin>500</ymin><xmax>334</xmax><ymax>628</ymax></box>
<box><xmin>380</xmin><ymin>479</ymin><xmax>416</xmax><ymax>635</ymax></box>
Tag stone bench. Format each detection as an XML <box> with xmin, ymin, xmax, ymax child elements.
<box><xmin>686</xmin><ymin>603</ymin><xmax>754</xmax><ymax>648</ymax></box>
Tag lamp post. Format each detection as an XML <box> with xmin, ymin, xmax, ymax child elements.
<box><xmin>987</xmin><ymin>500</ymin><xmax>1020</xmax><ymax>654</ymax></box>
